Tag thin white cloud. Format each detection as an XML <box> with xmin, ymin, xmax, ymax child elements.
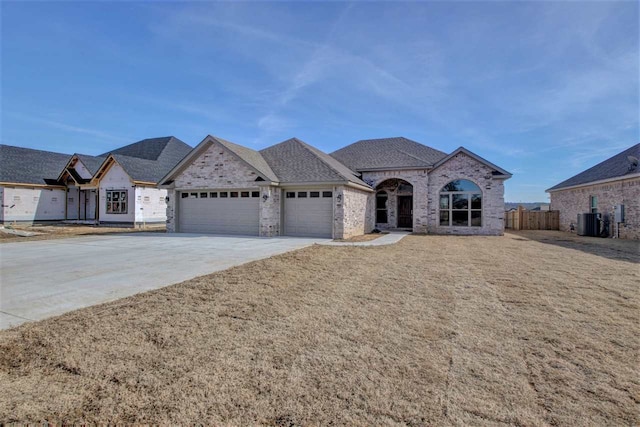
<box><xmin>7</xmin><ymin>112</ymin><xmax>128</xmax><ymax>142</ymax></box>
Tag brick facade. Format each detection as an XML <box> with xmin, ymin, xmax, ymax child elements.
<box><xmin>166</xmin><ymin>143</ymin><xmax>507</xmax><ymax>237</ymax></box>
<box><xmin>337</xmin><ymin>186</ymin><xmax>371</xmax><ymax>239</ymax></box>
<box><xmin>550</xmin><ymin>176</ymin><xmax>640</xmax><ymax>240</ymax></box>
<box><xmin>174</xmin><ymin>144</ymin><xmax>263</xmax><ymax>189</ymax></box>
<box><xmin>165</xmin><ymin>189</ymin><xmax>177</xmax><ymax>232</ymax></box>
<box><xmin>427</xmin><ymin>152</ymin><xmax>506</xmax><ymax>235</ymax></box>
<box><xmin>260</xmin><ymin>185</ymin><xmax>280</xmax><ymax>237</ymax></box>
<box><xmin>361</xmin><ymin>169</ymin><xmax>430</xmax><ymax>233</ymax></box>
<box><xmin>359</xmin><ymin>154</ymin><xmax>506</xmax><ymax>236</ymax></box>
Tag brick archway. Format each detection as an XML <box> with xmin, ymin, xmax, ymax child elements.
<box><xmin>374</xmin><ymin>178</ymin><xmax>413</xmax><ymax>229</ymax></box>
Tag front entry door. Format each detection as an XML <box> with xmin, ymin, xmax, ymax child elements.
<box><xmin>398</xmin><ymin>196</ymin><xmax>413</xmax><ymax>228</ymax></box>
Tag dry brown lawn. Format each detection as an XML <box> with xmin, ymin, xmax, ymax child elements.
<box><xmin>0</xmin><ymin>223</ymin><xmax>165</xmax><ymax>243</ymax></box>
<box><xmin>1</xmin><ymin>232</ymin><xmax>638</xmax><ymax>425</ymax></box>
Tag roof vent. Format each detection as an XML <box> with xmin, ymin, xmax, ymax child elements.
<box><xmin>627</xmin><ymin>155</ymin><xmax>638</xmax><ymax>172</ymax></box>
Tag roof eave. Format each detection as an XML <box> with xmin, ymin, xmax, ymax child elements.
<box><xmin>0</xmin><ymin>181</ymin><xmax>66</xmax><ymax>189</ymax></box>
<box><xmin>546</xmin><ymin>172</ymin><xmax>640</xmax><ymax>193</ymax></box>
<box><xmin>281</xmin><ymin>180</ymin><xmax>374</xmax><ymax>192</ymax></box>
<box><xmin>356</xmin><ymin>165</ymin><xmax>434</xmax><ymax>172</ymax></box>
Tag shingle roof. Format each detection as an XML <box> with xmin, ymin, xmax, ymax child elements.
<box><xmin>100</xmin><ymin>136</ymin><xmax>178</xmax><ymax>160</ymax></box>
<box><xmin>0</xmin><ymin>144</ymin><xmax>71</xmax><ymax>185</ymax></box>
<box><xmin>330</xmin><ymin>137</ymin><xmax>448</xmax><ymax>171</ymax></box>
<box><xmin>213</xmin><ymin>136</ymin><xmax>278</xmax><ymax>182</ymax></box>
<box><xmin>102</xmin><ymin>136</ymin><xmax>192</xmax><ymax>183</ymax></box>
<box><xmin>75</xmin><ymin>154</ymin><xmax>105</xmax><ymax>175</ymax></box>
<box><xmin>260</xmin><ymin>138</ymin><xmax>368</xmax><ymax>186</ymax></box>
<box><xmin>547</xmin><ymin>143</ymin><xmax>640</xmax><ymax>192</ymax></box>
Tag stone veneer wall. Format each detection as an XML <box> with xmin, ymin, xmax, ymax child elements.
<box><xmin>361</xmin><ymin>169</ymin><xmax>430</xmax><ymax>233</ymax></box>
<box><xmin>549</xmin><ymin>176</ymin><xmax>640</xmax><ymax>240</ymax></box>
<box><xmin>427</xmin><ymin>152</ymin><xmax>506</xmax><ymax>235</ymax></box>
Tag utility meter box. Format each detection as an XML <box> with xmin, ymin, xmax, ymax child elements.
<box><xmin>614</xmin><ymin>204</ymin><xmax>625</xmax><ymax>223</ymax></box>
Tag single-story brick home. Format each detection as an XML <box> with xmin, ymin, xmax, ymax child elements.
<box><xmin>0</xmin><ymin>137</ymin><xmax>191</xmax><ymax>225</ymax></box>
<box><xmin>547</xmin><ymin>143</ymin><xmax>640</xmax><ymax>240</ymax></box>
<box><xmin>160</xmin><ymin>135</ymin><xmax>512</xmax><ymax>238</ymax></box>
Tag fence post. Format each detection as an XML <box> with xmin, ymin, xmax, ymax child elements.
<box><xmin>517</xmin><ymin>205</ymin><xmax>524</xmax><ymax>231</ymax></box>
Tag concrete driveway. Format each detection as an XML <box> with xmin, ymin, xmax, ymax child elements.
<box><xmin>0</xmin><ymin>233</ymin><xmax>328</xmax><ymax>329</ymax></box>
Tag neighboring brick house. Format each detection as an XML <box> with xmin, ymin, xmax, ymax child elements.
<box><xmin>160</xmin><ymin>135</ymin><xmax>511</xmax><ymax>238</ymax></box>
<box><xmin>0</xmin><ymin>137</ymin><xmax>191</xmax><ymax>225</ymax></box>
<box><xmin>547</xmin><ymin>143</ymin><xmax>640</xmax><ymax>240</ymax></box>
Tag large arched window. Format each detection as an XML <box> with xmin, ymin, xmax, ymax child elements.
<box><xmin>439</xmin><ymin>180</ymin><xmax>482</xmax><ymax>227</ymax></box>
<box><xmin>376</xmin><ymin>191</ymin><xmax>388</xmax><ymax>223</ymax></box>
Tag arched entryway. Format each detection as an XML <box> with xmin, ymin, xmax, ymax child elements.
<box><xmin>375</xmin><ymin>178</ymin><xmax>413</xmax><ymax>229</ymax></box>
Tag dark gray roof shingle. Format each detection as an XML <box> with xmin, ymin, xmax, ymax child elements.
<box><xmin>0</xmin><ymin>144</ymin><xmax>71</xmax><ymax>185</ymax></box>
<box><xmin>100</xmin><ymin>136</ymin><xmax>175</xmax><ymax>160</ymax></box>
<box><xmin>103</xmin><ymin>136</ymin><xmax>192</xmax><ymax>183</ymax></box>
<box><xmin>212</xmin><ymin>136</ymin><xmax>278</xmax><ymax>182</ymax></box>
<box><xmin>260</xmin><ymin>138</ymin><xmax>367</xmax><ymax>186</ymax></box>
<box><xmin>547</xmin><ymin>143</ymin><xmax>640</xmax><ymax>191</ymax></box>
<box><xmin>330</xmin><ymin>137</ymin><xmax>448</xmax><ymax>171</ymax></box>
<box><xmin>75</xmin><ymin>154</ymin><xmax>105</xmax><ymax>175</ymax></box>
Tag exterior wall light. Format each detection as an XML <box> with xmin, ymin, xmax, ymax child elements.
<box><xmin>165</xmin><ymin>196</ymin><xmax>170</xmax><ymax>203</ymax></box>
<box><xmin>262</xmin><ymin>194</ymin><xmax>269</xmax><ymax>202</ymax></box>
<box><xmin>336</xmin><ymin>194</ymin><xmax>342</xmax><ymax>202</ymax></box>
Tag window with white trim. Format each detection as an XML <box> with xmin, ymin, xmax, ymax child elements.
<box><xmin>439</xmin><ymin>180</ymin><xmax>482</xmax><ymax>227</ymax></box>
<box><xmin>106</xmin><ymin>190</ymin><xmax>128</xmax><ymax>214</ymax></box>
<box><xmin>590</xmin><ymin>195</ymin><xmax>598</xmax><ymax>213</ymax></box>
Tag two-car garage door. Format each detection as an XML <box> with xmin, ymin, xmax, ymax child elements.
<box><xmin>178</xmin><ymin>190</ymin><xmax>259</xmax><ymax>235</ymax></box>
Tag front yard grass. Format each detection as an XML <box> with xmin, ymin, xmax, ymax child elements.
<box><xmin>1</xmin><ymin>232</ymin><xmax>638</xmax><ymax>425</ymax></box>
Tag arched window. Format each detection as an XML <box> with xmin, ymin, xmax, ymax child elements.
<box><xmin>376</xmin><ymin>191</ymin><xmax>388</xmax><ymax>223</ymax></box>
<box><xmin>439</xmin><ymin>180</ymin><xmax>482</xmax><ymax>227</ymax></box>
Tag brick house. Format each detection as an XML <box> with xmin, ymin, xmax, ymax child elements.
<box><xmin>160</xmin><ymin>135</ymin><xmax>512</xmax><ymax>238</ymax></box>
<box><xmin>547</xmin><ymin>143</ymin><xmax>640</xmax><ymax>240</ymax></box>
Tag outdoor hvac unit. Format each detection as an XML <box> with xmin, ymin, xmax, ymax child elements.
<box><xmin>577</xmin><ymin>213</ymin><xmax>600</xmax><ymax>237</ymax></box>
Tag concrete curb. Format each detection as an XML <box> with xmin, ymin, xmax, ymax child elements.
<box><xmin>319</xmin><ymin>231</ymin><xmax>410</xmax><ymax>247</ymax></box>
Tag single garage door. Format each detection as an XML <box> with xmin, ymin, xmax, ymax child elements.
<box><xmin>284</xmin><ymin>189</ymin><xmax>333</xmax><ymax>237</ymax></box>
<box><xmin>178</xmin><ymin>190</ymin><xmax>259</xmax><ymax>235</ymax></box>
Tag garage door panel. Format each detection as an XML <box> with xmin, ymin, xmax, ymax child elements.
<box><xmin>284</xmin><ymin>189</ymin><xmax>333</xmax><ymax>238</ymax></box>
<box><xmin>178</xmin><ymin>191</ymin><xmax>259</xmax><ymax>235</ymax></box>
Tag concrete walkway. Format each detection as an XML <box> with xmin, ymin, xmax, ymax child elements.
<box><xmin>0</xmin><ymin>233</ymin><xmax>328</xmax><ymax>329</ymax></box>
<box><xmin>319</xmin><ymin>231</ymin><xmax>410</xmax><ymax>246</ymax></box>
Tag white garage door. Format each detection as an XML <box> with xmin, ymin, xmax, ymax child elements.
<box><xmin>178</xmin><ymin>190</ymin><xmax>259</xmax><ymax>235</ymax></box>
<box><xmin>284</xmin><ymin>189</ymin><xmax>333</xmax><ymax>238</ymax></box>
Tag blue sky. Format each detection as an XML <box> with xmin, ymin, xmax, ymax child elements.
<box><xmin>2</xmin><ymin>1</ymin><xmax>638</xmax><ymax>202</ymax></box>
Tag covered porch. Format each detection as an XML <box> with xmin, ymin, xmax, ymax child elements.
<box><xmin>374</xmin><ymin>178</ymin><xmax>414</xmax><ymax>230</ymax></box>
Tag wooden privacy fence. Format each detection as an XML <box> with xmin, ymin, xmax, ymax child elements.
<box><xmin>505</xmin><ymin>207</ymin><xmax>559</xmax><ymax>230</ymax></box>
